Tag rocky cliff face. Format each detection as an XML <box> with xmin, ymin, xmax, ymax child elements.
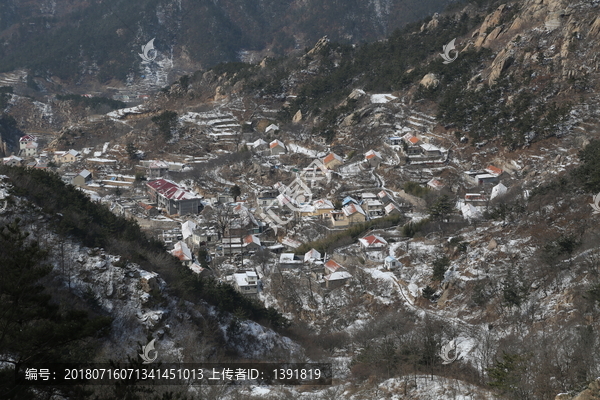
<box><xmin>464</xmin><ymin>0</ymin><xmax>600</xmax><ymax>87</ymax></box>
<box><xmin>556</xmin><ymin>378</ymin><xmax>600</xmax><ymax>400</ymax></box>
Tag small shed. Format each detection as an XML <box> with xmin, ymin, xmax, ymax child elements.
<box><xmin>72</xmin><ymin>170</ymin><xmax>92</xmax><ymax>187</ymax></box>
<box><xmin>384</xmin><ymin>256</ymin><xmax>400</xmax><ymax>270</ymax></box>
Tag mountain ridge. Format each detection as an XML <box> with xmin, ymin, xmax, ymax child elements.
<box><xmin>0</xmin><ymin>0</ymin><xmax>451</xmax><ymax>86</ymax></box>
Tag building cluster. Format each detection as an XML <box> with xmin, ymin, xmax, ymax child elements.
<box><xmin>2</xmin><ymin>120</ymin><xmax>513</xmax><ymax>300</ymax></box>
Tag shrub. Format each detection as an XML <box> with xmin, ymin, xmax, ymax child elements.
<box><xmin>432</xmin><ymin>256</ymin><xmax>450</xmax><ymax>281</ymax></box>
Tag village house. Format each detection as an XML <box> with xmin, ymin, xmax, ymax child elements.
<box><xmin>364</xmin><ymin>150</ymin><xmax>383</xmax><ymax>168</ymax></box>
<box><xmin>86</xmin><ymin>158</ymin><xmax>117</xmax><ymax>167</ymax></box>
<box><xmin>72</xmin><ymin>169</ymin><xmax>92</xmax><ymax>187</ymax></box>
<box><xmin>23</xmin><ymin>142</ymin><xmax>39</xmax><ymax>158</ymax></box>
<box><xmin>2</xmin><ymin>155</ymin><xmax>23</xmax><ymax>166</ymax></box>
<box><xmin>249</xmin><ymin>139</ymin><xmax>268</xmax><ymax>152</ymax></box>
<box><xmin>362</xmin><ymin>198</ymin><xmax>385</xmax><ymax>218</ymax></box>
<box><xmin>181</xmin><ymin>220</ymin><xmax>197</xmax><ymax>242</ymax></box>
<box><xmin>304</xmin><ymin>248</ymin><xmax>322</xmax><ymax>263</ymax></box>
<box><xmin>420</xmin><ymin>143</ymin><xmax>442</xmax><ymax>158</ymax></box>
<box><xmin>296</xmin><ymin>198</ymin><xmax>335</xmax><ymax>218</ymax></box>
<box><xmin>61</xmin><ymin>172</ymin><xmax>78</xmax><ymax>184</ymax></box>
<box><xmin>146</xmin><ymin>160</ymin><xmax>169</xmax><ymax>178</ymax></box>
<box><xmin>384</xmin><ymin>203</ymin><xmax>401</xmax><ymax>216</ymax></box>
<box><xmin>324</xmin><ymin>259</ymin><xmax>345</xmax><ymax>275</ymax></box>
<box><xmin>19</xmin><ymin>135</ymin><xmax>38</xmax><ymax>157</ymax></box>
<box><xmin>160</xmin><ymin>228</ymin><xmax>183</xmax><ymax>249</ymax></box>
<box><xmin>243</xmin><ymin>234</ymin><xmax>262</xmax><ymax>252</ymax></box>
<box><xmin>229</xmin><ymin>203</ymin><xmax>264</xmax><ymax>235</ymax></box>
<box><xmin>461</xmin><ymin>202</ymin><xmax>482</xmax><ymax>220</ymax></box>
<box><xmin>329</xmin><ymin>203</ymin><xmax>367</xmax><ymax>227</ymax></box>
<box><xmin>295</xmin><ymin>203</ymin><xmax>316</xmax><ymax>218</ymax></box>
<box><xmin>402</xmin><ymin>133</ymin><xmax>422</xmax><ymax>156</ymax></box>
<box><xmin>384</xmin><ymin>255</ymin><xmax>401</xmax><ymax>270</ymax></box>
<box><xmin>112</xmin><ymin>200</ymin><xmax>138</xmax><ymax>218</ymax></box>
<box><xmin>359</xmin><ymin>234</ymin><xmax>388</xmax><ymax>251</ymax></box>
<box><xmin>257</xmin><ymin>189</ymin><xmax>278</xmax><ymax>207</ymax></box>
<box><xmin>388</xmin><ymin>136</ymin><xmax>403</xmax><ymax>146</ymax></box>
<box><xmin>476</xmin><ymin>173</ymin><xmax>500</xmax><ymax>186</ymax></box>
<box><xmin>269</xmin><ymin>139</ymin><xmax>287</xmax><ymax>155</ymax></box>
<box><xmin>166</xmin><ymin>162</ymin><xmax>186</xmax><ymax>173</ymax></box>
<box><xmin>464</xmin><ymin>193</ymin><xmax>488</xmax><ymax>206</ymax></box>
<box><xmin>312</xmin><ymin>199</ymin><xmax>335</xmax><ymax>216</ymax></box>
<box><xmin>491</xmin><ymin>183</ymin><xmax>508</xmax><ymax>200</ymax></box>
<box><xmin>320</xmin><ymin>259</ymin><xmax>351</xmax><ymax>289</ymax></box>
<box><xmin>54</xmin><ymin>149</ymin><xmax>80</xmax><ymax>164</ymax></box>
<box><xmin>300</xmin><ymin>161</ymin><xmax>330</xmax><ymax>183</ymax></box>
<box><xmin>232</xmin><ymin>271</ymin><xmax>259</xmax><ymax>296</ymax></box>
<box><xmin>427</xmin><ymin>178</ymin><xmax>445</xmax><ymax>191</ymax></box>
<box><xmin>216</xmin><ymin>193</ymin><xmax>235</xmax><ymax>204</ymax></box>
<box><xmin>485</xmin><ymin>165</ymin><xmax>504</xmax><ymax>178</ymax></box>
<box><xmin>279</xmin><ymin>253</ymin><xmax>303</xmax><ymax>268</ymax></box>
<box><xmin>170</xmin><ymin>241</ymin><xmax>194</xmax><ymax>267</ymax></box>
<box><xmin>342</xmin><ymin>196</ymin><xmax>360</xmax><ymax>207</ymax></box>
<box><xmin>361</xmin><ymin>192</ymin><xmax>377</xmax><ymax>202</ymax></box>
<box><xmin>188</xmin><ymin>262</ymin><xmax>212</xmax><ymax>278</ymax></box>
<box><xmin>265</xmin><ymin>123</ymin><xmax>279</xmax><ymax>134</ymax></box>
<box><xmin>191</xmin><ymin>227</ymin><xmax>220</xmax><ymax>247</ymax></box>
<box><xmin>219</xmin><ymin>237</ymin><xmax>244</xmax><ymax>255</ymax></box>
<box><xmin>464</xmin><ymin>168</ymin><xmax>501</xmax><ymax>186</ymax></box>
<box><xmin>146</xmin><ymin>178</ymin><xmax>203</xmax><ymax>215</ymax></box>
<box><xmin>138</xmin><ymin>202</ymin><xmax>159</xmax><ymax>217</ymax></box>
<box><xmin>281</xmin><ymin>237</ymin><xmax>302</xmax><ymax>251</ymax></box>
<box><xmin>322</xmin><ymin>152</ymin><xmax>343</xmax><ymax>170</ymax></box>
<box><xmin>324</xmin><ymin>270</ymin><xmax>352</xmax><ymax>289</ymax></box>
<box><xmin>377</xmin><ymin>190</ymin><xmax>392</xmax><ymax>204</ymax></box>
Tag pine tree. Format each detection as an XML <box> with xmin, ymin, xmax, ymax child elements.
<box><xmin>428</xmin><ymin>194</ymin><xmax>454</xmax><ymax>222</ymax></box>
<box><xmin>432</xmin><ymin>256</ymin><xmax>450</xmax><ymax>281</ymax></box>
<box><xmin>126</xmin><ymin>142</ymin><xmax>137</xmax><ymax>160</ymax></box>
<box><xmin>0</xmin><ymin>220</ymin><xmax>111</xmax><ymax>399</ymax></box>
<box><xmin>230</xmin><ymin>185</ymin><xmax>241</xmax><ymax>202</ymax></box>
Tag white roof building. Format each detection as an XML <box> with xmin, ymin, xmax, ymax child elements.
<box><xmin>265</xmin><ymin>124</ymin><xmax>280</xmax><ymax>133</ymax></box>
<box><xmin>490</xmin><ymin>183</ymin><xmax>508</xmax><ymax>200</ymax></box>
<box><xmin>304</xmin><ymin>248</ymin><xmax>322</xmax><ymax>263</ymax></box>
<box><xmin>181</xmin><ymin>220</ymin><xmax>197</xmax><ymax>240</ymax></box>
<box><xmin>170</xmin><ymin>241</ymin><xmax>193</xmax><ymax>264</ymax></box>
<box><xmin>233</xmin><ymin>271</ymin><xmax>259</xmax><ymax>295</ymax></box>
<box><xmin>461</xmin><ymin>203</ymin><xmax>482</xmax><ymax>220</ymax></box>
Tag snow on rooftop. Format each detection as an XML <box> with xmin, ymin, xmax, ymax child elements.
<box><xmin>107</xmin><ymin>105</ymin><xmax>145</xmax><ymax>118</ymax></box>
<box><xmin>325</xmin><ymin>271</ymin><xmax>352</xmax><ymax>281</ymax></box>
<box><xmin>371</xmin><ymin>94</ymin><xmax>398</xmax><ymax>103</ymax></box>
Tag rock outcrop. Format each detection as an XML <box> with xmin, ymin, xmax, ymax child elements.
<box><xmin>488</xmin><ymin>49</ymin><xmax>514</xmax><ymax>85</ymax></box>
<box><xmin>555</xmin><ymin>378</ymin><xmax>600</xmax><ymax>400</ymax></box>
<box><xmin>419</xmin><ymin>73</ymin><xmax>440</xmax><ymax>89</ymax></box>
<box><xmin>292</xmin><ymin>109</ymin><xmax>303</xmax><ymax>123</ymax></box>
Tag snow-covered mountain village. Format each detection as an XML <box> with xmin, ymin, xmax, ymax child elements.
<box><xmin>2</xmin><ymin>0</ymin><xmax>600</xmax><ymax>398</ymax></box>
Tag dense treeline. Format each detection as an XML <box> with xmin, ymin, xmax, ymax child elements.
<box><xmin>295</xmin><ymin>213</ymin><xmax>403</xmax><ymax>255</ymax></box>
<box><xmin>56</xmin><ymin>94</ymin><xmax>126</xmax><ymax>111</ymax></box>
<box><xmin>0</xmin><ymin>166</ymin><xmax>288</xmax><ymax>330</ymax></box>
